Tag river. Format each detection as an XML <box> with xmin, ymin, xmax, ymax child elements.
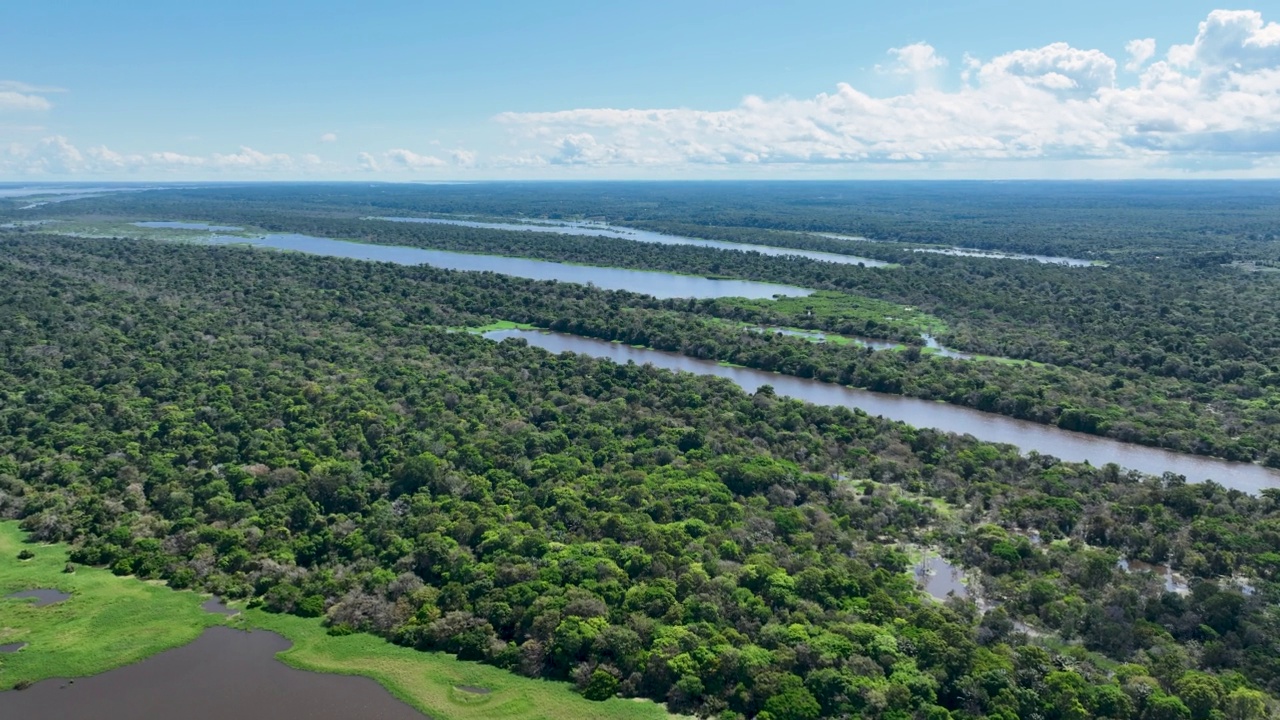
<box><xmin>371</xmin><ymin>217</ymin><xmax>891</xmax><ymax>267</ymax></box>
<box><xmin>203</xmin><ymin>233</ymin><xmax>812</xmax><ymax>300</ymax></box>
<box><xmin>814</xmin><ymin>233</ymin><xmax>1094</xmax><ymax>266</ymax></box>
<box><xmin>484</xmin><ymin>329</ymin><xmax>1280</xmax><ymax>494</ymax></box>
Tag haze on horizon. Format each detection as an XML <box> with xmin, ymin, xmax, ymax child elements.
<box><xmin>3</xmin><ymin>1</ymin><xmax>1280</xmax><ymax>181</ymax></box>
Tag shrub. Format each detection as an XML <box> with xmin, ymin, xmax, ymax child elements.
<box><xmin>582</xmin><ymin>670</ymin><xmax>619</xmax><ymax>701</ymax></box>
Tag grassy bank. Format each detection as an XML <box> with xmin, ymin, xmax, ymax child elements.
<box><xmin>458</xmin><ymin>320</ymin><xmax>538</xmax><ymax>333</ymax></box>
<box><xmin>244</xmin><ymin>611</ymin><xmax>677</xmax><ymax>720</ymax></box>
<box><xmin>0</xmin><ymin>521</ymin><xmax>222</xmax><ymax>687</ymax></box>
<box><xmin>0</xmin><ymin>521</ymin><xmax>673</xmax><ymax>719</ymax></box>
<box><xmin>721</xmin><ymin>290</ymin><xmax>948</xmax><ymax>336</ymax></box>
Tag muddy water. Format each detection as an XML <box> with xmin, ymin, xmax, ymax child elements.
<box><xmin>5</xmin><ymin>589</ymin><xmax>70</xmax><ymax>607</ymax></box>
<box><xmin>0</xmin><ymin>626</ymin><xmax>430</xmax><ymax>720</ymax></box>
<box><xmin>485</xmin><ymin>329</ymin><xmax>1280</xmax><ymax>493</ymax></box>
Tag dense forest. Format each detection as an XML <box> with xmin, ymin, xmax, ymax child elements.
<box><xmin>2</xmin><ymin>229</ymin><xmax>1279</xmax><ymax>719</ymax></box>
<box><xmin>11</xmin><ymin>185</ymin><xmax>1280</xmax><ymax>464</ymax></box>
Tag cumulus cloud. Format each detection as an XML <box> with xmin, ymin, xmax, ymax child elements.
<box><xmin>0</xmin><ymin>138</ymin><xmax>312</xmax><ymax>176</ymax></box>
<box><xmin>495</xmin><ymin>9</ymin><xmax>1280</xmax><ymax>172</ymax></box>
<box><xmin>211</xmin><ymin>146</ymin><xmax>294</xmax><ymax>170</ymax></box>
<box><xmin>5</xmin><ymin>10</ymin><xmax>1280</xmax><ymax>178</ymax></box>
<box><xmin>879</xmin><ymin>42</ymin><xmax>949</xmax><ymax>77</ymax></box>
<box><xmin>451</xmin><ymin>149</ymin><xmax>477</xmax><ymax>167</ymax></box>
<box><xmin>383</xmin><ymin>148</ymin><xmax>447</xmax><ymax>169</ymax></box>
<box><xmin>1125</xmin><ymin>38</ymin><xmax>1157</xmax><ymax>72</ymax></box>
<box><xmin>356</xmin><ymin>152</ymin><xmax>380</xmax><ymax>172</ymax></box>
<box><xmin>1169</xmin><ymin>9</ymin><xmax>1280</xmax><ymax>73</ymax></box>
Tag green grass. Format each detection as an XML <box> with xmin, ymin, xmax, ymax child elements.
<box><xmin>42</xmin><ymin>220</ymin><xmax>262</xmax><ymax>242</ymax></box>
<box><xmin>0</xmin><ymin>521</ymin><xmax>223</xmax><ymax>688</ymax></box>
<box><xmin>242</xmin><ymin>612</ymin><xmax>678</xmax><ymax>720</ymax></box>
<box><xmin>0</xmin><ymin>521</ymin><xmax>675</xmax><ymax>719</ymax></box>
<box><xmin>720</xmin><ymin>290</ymin><xmax>948</xmax><ymax>336</ymax></box>
<box><xmin>458</xmin><ymin>320</ymin><xmax>538</xmax><ymax>333</ymax></box>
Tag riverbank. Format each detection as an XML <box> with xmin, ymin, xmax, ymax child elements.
<box><xmin>0</xmin><ymin>522</ymin><xmax>221</xmax><ymax>687</ymax></box>
<box><xmin>43</xmin><ymin>222</ymin><xmax>815</xmax><ymax>301</ymax></box>
<box><xmin>484</xmin><ymin>328</ymin><xmax>1280</xmax><ymax>493</ymax></box>
<box><xmin>0</xmin><ymin>522</ymin><xmax>675</xmax><ymax>720</ymax></box>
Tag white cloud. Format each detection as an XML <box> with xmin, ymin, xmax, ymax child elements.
<box><xmin>356</xmin><ymin>151</ymin><xmax>380</xmax><ymax>172</ymax></box>
<box><xmin>880</xmin><ymin>42</ymin><xmax>949</xmax><ymax>76</ymax></box>
<box><xmin>1169</xmin><ymin>9</ymin><xmax>1280</xmax><ymax>73</ymax></box>
<box><xmin>149</xmin><ymin>151</ymin><xmax>207</xmax><ymax>168</ymax></box>
<box><xmin>0</xmin><ymin>81</ymin><xmax>66</xmax><ymax>94</ymax></box>
<box><xmin>494</xmin><ymin>9</ymin><xmax>1280</xmax><ymax>172</ymax></box>
<box><xmin>384</xmin><ymin>148</ymin><xmax>446</xmax><ymax>169</ymax></box>
<box><xmin>211</xmin><ymin>146</ymin><xmax>294</xmax><ymax>170</ymax></box>
<box><xmin>0</xmin><ymin>139</ymin><xmax>314</xmax><ymax>176</ymax></box>
<box><xmin>0</xmin><ymin>92</ymin><xmax>53</xmax><ymax>112</ymax></box>
<box><xmin>1125</xmin><ymin>38</ymin><xmax>1157</xmax><ymax>72</ymax></box>
<box><xmin>4</xmin><ymin>10</ymin><xmax>1280</xmax><ymax>179</ymax></box>
<box><xmin>0</xmin><ymin>80</ymin><xmax>63</xmax><ymax>113</ymax></box>
<box><xmin>451</xmin><ymin>149</ymin><xmax>477</xmax><ymax>167</ymax></box>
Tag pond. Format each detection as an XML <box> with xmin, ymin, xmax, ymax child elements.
<box><xmin>202</xmin><ymin>233</ymin><xmax>812</xmax><ymax>300</ymax></box>
<box><xmin>372</xmin><ymin>216</ymin><xmax>891</xmax><ymax>267</ymax></box>
<box><xmin>0</xmin><ymin>626</ymin><xmax>430</xmax><ymax>720</ymax></box>
<box><xmin>484</xmin><ymin>329</ymin><xmax>1280</xmax><ymax>494</ymax></box>
<box><xmin>5</xmin><ymin>589</ymin><xmax>71</xmax><ymax>607</ymax></box>
<box><xmin>922</xmin><ymin>334</ymin><xmax>973</xmax><ymax>360</ymax></box>
<box><xmin>814</xmin><ymin>233</ymin><xmax>1094</xmax><ymax>266</ymax></box>
<box><xmin>201</xmin><ymin>597</ymin><xmax>237</xmax><ymax>615</ymax></box>
<box><xmin>750</xmin><ymin>326</ymin><xmax>901</xmax><ymax>351</ymax></box>
<box><xmin>915</xmin><ymin>553</ymin><xmax>970</xmax><ymax>601</ymax></box>
<box><xmin>133</xmin><ymin>221</ymin><xmax>245</xmax><ymax>231</ymax></box>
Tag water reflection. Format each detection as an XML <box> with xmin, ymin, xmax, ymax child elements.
<box><xmin>0</xmin><ymin>626</ymin><xmax>430</xmax><ymax>720</ymax></box>
<box><xmin>922</xmin><ymin>334</ymin><xmax>974</xmax><ymax>360</ymax></box>
<box><xmin>915</xmin><ymin>553</ymin><xmax>970</xmax><ymax>600</ymax></box>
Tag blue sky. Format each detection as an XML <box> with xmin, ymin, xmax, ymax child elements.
<box><xmin>3</xmin><ymin>2</ymin><xmax>1279</xmax><ymax>179</ymax></box>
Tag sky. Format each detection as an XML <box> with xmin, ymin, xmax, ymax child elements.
<box><xmin>3</xmin><ymin>1</ymin><xmax>1280</xmax><ymax>180</ymax></box>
